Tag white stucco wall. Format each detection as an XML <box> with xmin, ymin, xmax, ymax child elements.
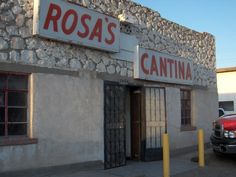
<box><xmin>0</xmin><ymin>73</ymin><xmax>104</xmax><ymax>172</ymax></box>
<box><xmin>192</xmin><ymin>88</ymin><xmax>218</xmax><ymax>140</ymax></box>
<box><xmin>217</xmin><ymin>71</ymin><xmax>236</xmax><ymax>94</ymax></box>
<box><xmin>166</xmin><ymin>87</ymin><xmax>218</xmax><ymax>150</ymax></box>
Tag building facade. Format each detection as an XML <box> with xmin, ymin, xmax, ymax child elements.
<box><xmin>0</xmin><ymin>0</ymin><xmax>217</xmax><ymax>172</ymax></box>
<box><xmin>217</xmin><ymin>67</ymin><xmax>236</xmax><ymax>115</ymax></box>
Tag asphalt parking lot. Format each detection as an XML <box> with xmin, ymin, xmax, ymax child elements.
<box><xmin>173</xmin><ymin>150</ymin><xmax>236</xmax><ymax>177</ymax></box>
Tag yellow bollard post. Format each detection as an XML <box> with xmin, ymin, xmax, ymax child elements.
<box><xmin>198</xmin><ymin>129</ymin><xmax>205</xmax><ymax>167</ymax></box>
<box><xmin>163</xmin><ymin>133</ymin><xmax>170</xmax><ymax>177</ymax></box>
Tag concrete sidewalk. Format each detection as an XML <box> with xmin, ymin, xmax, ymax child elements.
<box><xmin>0</xmin><ymin>150</ymin><xmax>200</xmax><ymax>177</ymax></box>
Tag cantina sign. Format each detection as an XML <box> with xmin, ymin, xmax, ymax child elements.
<box><xmin>134</xmin><ymin>47</ymin><xmax>193</xmax><ymax>85</ymax></box>
<box><xmin>33</xmin><ymin>0</ymin><xmax>120</xmax><ymax>52</ymax></box>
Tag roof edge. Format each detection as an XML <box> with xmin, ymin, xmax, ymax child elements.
<box><xmin>217</xmin><ymin>67</ymin><xmax>236</xmax><ymax>73</ymax></box>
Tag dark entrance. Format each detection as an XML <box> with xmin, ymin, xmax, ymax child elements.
<box><xmin>130</xmin><ymin>88</ymin><xmax>142</xmax><ymax>160</ymax></box>
<box><xmin>104</xmin><ymin>82</ymin><xmax>126</xmax><ymax>169</ymax></box>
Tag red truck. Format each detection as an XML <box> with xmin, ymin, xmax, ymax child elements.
<box><xmin>211</xmin><ymin>114</ymin><xmax>236</xmax><ymax>153</ymax></box>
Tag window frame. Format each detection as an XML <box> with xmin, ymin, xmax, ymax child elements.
<box><xmin>0</xmin><ymin>71</ymin><xmax>37</xmax><ymax>146</ymax></box>
<box><xmin>180</xmin><ymin>89</ymin><xmax>195</xmax><ymax>131</ymax></box>
<box><xmin>219</xmin><ymin>101</ymin><xmax>234</xmax><ymax>112</ymax></box>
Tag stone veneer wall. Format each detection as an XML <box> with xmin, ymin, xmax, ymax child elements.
<box><xmin>0</xmin><ymin>0</ymin><xmax>216</xmax><ymax>87</ymax></box>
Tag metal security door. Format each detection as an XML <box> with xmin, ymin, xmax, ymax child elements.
<box><xmin>143</xmin><ymin>87</ymin><xmax>166</xmax><ymax>161</ymax></box>
<box><xmin>104</xmin><ymin>83</ymin><xmax>126</xmax><ymax>169</ymax></box>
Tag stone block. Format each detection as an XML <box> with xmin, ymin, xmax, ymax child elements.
<box><xmin>6</xmin><ymin>26</ymin><xmax>19</xmax><ymax>35</ymax></box>
<box><xmin>0</xmin><ymin>52</ymin><xmax>8</xmax><ymax>61</ymax></box>
<box><xmin>9</xmin><ymin>50</ymin><xmax>20</xmax><ymax>62</ymax></box>
<box><xmin>107</xmin><ymin>65</ymin><xmax>115</xmax><ymax>74</ymax></box>
<box><xmin>12</xmin><ymin>6</ymin><xmax>22</xmax><ymax>15</ymax></box>
<box><xmin>21</xmin><ymin>50</ymin><xmax>37</xmax><ymax>64</ymax></box>
<box><xmin>11</xmin><ymin>37</ymin><xmax>25</xmax><ymax>49</ymax></box>
<box><xmin>69</xmin><ymin>58</ymin><xmax>82</xmax><ymax>70</ymax></box>
<box><xmin>0</xmin><ymin>37</ymin><xmax>9</xmax><ymax>50</ymax></box>
<box><xmin>96</xmin><ymin>62</ymin><xmax>106</xmax><ymax>73</ymax></box>
<box><xmin>16</xmin><ymin>14</ymin><xmax>25</xmax><ymax>27</ymax></box>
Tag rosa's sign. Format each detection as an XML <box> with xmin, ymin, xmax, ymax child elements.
<box><xmin>134</xmin><ymin>47</ymin><xmax>193</xmax><ymax>85</ymax></box>
<box><xmin>33</xmin><ymin>0</ymin><xmax>120</xmax><ymax>52</ymax></box>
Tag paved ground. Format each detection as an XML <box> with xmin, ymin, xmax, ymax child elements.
<box><xmin>173</xmin><ymin>151</ymin><xmax>236</xmax><ymax>177</ymax></box>
<box><xmin>1</xmin><ymin>148</ymin><xmax>236</xmax><ymax>177</ymax></box>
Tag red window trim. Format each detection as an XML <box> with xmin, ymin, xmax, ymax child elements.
<box><xmin>181</xmin><ymin>125</ymin><xmax>196</xmax><ymax>132</ymax></box>
<box><xmin>180</xmin><ymin>89</ymin><xmax>192</xmax><ymax>127</ymax></box>
<box><xmin>0</xmin><ymin>71</ymin><xmax>30</xmax><ymax>76</ymax></box>
<box><xmin>0</xmin><ymin>72</ymin><xmax>29</xmax><ymax>137</ymax></box>
<box><xmin>0</xmin><ymin>136</ymin><xmax>38</xmax><ymax>146</ymax></box>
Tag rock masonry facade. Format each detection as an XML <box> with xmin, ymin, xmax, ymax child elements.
<box><xmin>0</xmin><ymin>0</ymin><xmax>216</xmax><ymax>87</ymax></box>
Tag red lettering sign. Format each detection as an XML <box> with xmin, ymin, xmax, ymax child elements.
<box><xmin>134</xmin><ymin>47</ymin><xmax>193</xmax><ymax>85</ymax></box>
<box><xmin>34</xmin><ymin>0</ymin><xmax>120</xmax><ymax>52</ymax></box>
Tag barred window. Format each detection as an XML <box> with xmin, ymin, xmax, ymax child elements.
<box><xmin>181</xmin><ymin>89</ymin><xmax>191</xmax><ymax>127</ymax></box>
<box><xmin>0</xmin><ymin>73</ymin><xmax>28</xmax><ymax>137</ymax></box>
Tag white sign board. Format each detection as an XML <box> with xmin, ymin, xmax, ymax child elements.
<box><xmin>111</xmin><ymin>33</ymin><xmax>138</xmax><ymax>62</ymax></box>
<box><xmin>134</xmin><ymin>47</ymin><xmax>194</xmax><ymax>85</ymax></box>
<box><xmin>33</xmin><ymin>0</ymin><xmax>120</xmax><ymax>52</ymax></box>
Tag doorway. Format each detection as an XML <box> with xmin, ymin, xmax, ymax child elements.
<box><xmin>127</xmin><ymin>87</ymin><xmax>166</xmax><ymax>161</ymax></box>
<box><xmin>130</xmin><ymin>87</ymin><xmax>142</xmax><ymax>160</ymax></box>
<box><xmin>104</xmin><ymin>82</ymin><xmax>166</xmax><ymax>169</ymax></box>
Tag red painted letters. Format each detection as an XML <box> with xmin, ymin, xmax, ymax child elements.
<box><xmin>42</xmin><ymin>1</ymin><xmax>118</xmax><ymax>48</ymax></box>
<box><xmin>105</xmin><ymin>23</ymin><xmax>116</xmax><ymax>45</ymax></box>
<box><xmin>62</xmin><ymin>10</ymin><xmax>78</xmax><ymax>35</ymax></box>
<box><xmin>186</xmin><ymin>63</ymin><xmax>192</xmax><ymax>80</ymax></box>
<box><xmin>77</xmin><ymin>14</ymin><xmax>91</xmax><ymax>38</ymax></box>
<box><xmin>141</xmin><ymin>53</ymin><xmax>149</xmax><ymax>75</ymax></box>
<box><xmin>43</xmin><ymin>3</ymin><xmax>62</xmax><ymax>32</ymax></box>
<box><xmin>167</xmin><ymin>59</ymin><xmax>174</xmax><ymax>78</ymax></box>
<box><xmin>89</xmin><ymin>18</ymin><xmax>102</xmax><ymax>42</ymax></box>
<box><xmin>140</xmin><ymin>52</ymin><xmax>193</xmax><ymax>81</ymax></box>
<box><xmin>150</xmin><ymin>55</ymin><xmax>158</xmax><ymax>75</ymax></box>
<box><xmin>178</xmin><ymin>61</ymin><xmax>185</xmax><ymax>80</ymax></box>
<box><xmin>160</xmin><ymin>57</ymin><xmax>167</xmax><ymax>77</ymax></box>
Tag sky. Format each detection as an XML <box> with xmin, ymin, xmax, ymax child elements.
<box><xmin>133</xmin><ymin>0</ymin><xmax>236</xmax><ymax>68</ymax></box>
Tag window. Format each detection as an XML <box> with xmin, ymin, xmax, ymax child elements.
<box><xmin>219</xmin><ymin>101</ymin><xmax>234</xmax><ymax>111</ymax></box>
<box><xmin>0</xmin><ymin>73</ymin><xmax>28</xmax><ymax>137</ymax></box>
<box><xmin>181</xmin><ymin>90</ymin><xmax>192</xmax><ymax>128</ymax></box>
